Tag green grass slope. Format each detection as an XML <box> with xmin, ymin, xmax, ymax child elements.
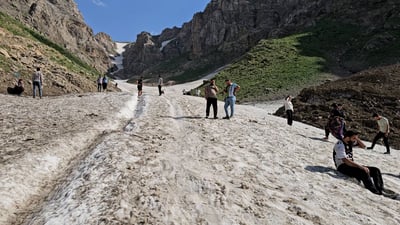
<box><xmin>212</xmin><ymin>20</ymin><xmax>400</xmax><ymax>102</ymax></box>
<box><xmin>0</xmin><ymin>11</ymin><xmax>101</xmax><ymax>78</ymax></box>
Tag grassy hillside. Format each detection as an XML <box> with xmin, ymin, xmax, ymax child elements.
<box><xmin>210</xmin><ymin>20</ymin><xmax>400</xmax><ymax>102</ymax></box>
<box><xmin>0</xmin><ymin>11</ymin><xmax>100</xmax><ymax>78</ymax></box>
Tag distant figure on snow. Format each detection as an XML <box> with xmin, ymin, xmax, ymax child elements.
<box><xmin>158</xmin><ymin>75</ymin><xmax>163</xmax><ymax>96</ymax></box>
<box><xmin>102</xmin><ymin>75</ymin><xmax>108</xmax><ymax>92</ymax></box>
<box><xmin>223</xmin><ymin>79</ymin><xmax>240</xmax><ymax>119</ymax></box>
<box><xmin>97</xmin><ymin>75</ymin><xmax>102</xmax><ymax>92</ymax></box>
<box><xmin>367</xmin><ymin>113</ymin><xmax>391</xmax><ymax>154</ymax></box>
<box><xmin>7</xmin><ymin>79</ymin><xmax>24</xmax><ymax>96</ymax></box>
<box><xmin>32</xmin><ymin>67</ymin><xmax>43</xmax><ymax>99</ymax></box>
<box><xmin>284</xmin><ymin>95</ymin><xmax>294</xmax><ymax>126</ymax></box>
<box><xmin>204</xmin><ymin>79</ymin><xmax>219</xmax><ymax>119</ymax></box>
<box><xmin>137</xmin><ymin>76</ymin><xmax>143</xmax><ymax>96</ymax></box>
<box><xmin>324</xmin><ymin>103</ymin><xmax>346</xmax><ymax>140</ymax></box>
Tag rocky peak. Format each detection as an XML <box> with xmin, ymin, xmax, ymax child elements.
<box><xmin>95</xmin><ymin>32</ymin><xmax>116</xmax><ymax>56</ymax></box>
<box><xmin>0</xmin><ymin>0</ymin><xmax>114</xmax><ymax>72</ymax></box>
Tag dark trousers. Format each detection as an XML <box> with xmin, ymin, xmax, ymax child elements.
<box><xmin>33</xmin><ymin>81</ymin><xmax>42</xmax><ymax>98</ymax></box>
<box><xmin>338</xmin><ymin>164</ymin><xmax>383</xmax><ymax>194</ymax></box>
<box><xmin>286</xmin><ymin>110</ymin><xmax>293</xmax><ymax>126</ymax></box>
<box><xmin>206</xmin><ymin>97</ymin><xmax>218</xmax><ymax>118</ymax></box>
<box><xmin>158</xmin><ymin>85</ymin><xmax>162</xmax><ymax>95</ymax></box>
<box><xmin>371</xmin><ymin>132</ymin><xmax>390</xmax><ymax>153</ymax></box>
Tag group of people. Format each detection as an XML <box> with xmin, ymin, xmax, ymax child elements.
<box><xmin>204</xmin><ymin>79</ymin><xmax>240</xmax><ymax>120</ymax></box>
<box><xmin>324</xmin><ymin>103</ymin><xmax>391</xmax><ymax>154</ymax></box>
<box><xmin>97</xmin><ymin>75</ymin><xmax>109</xmax><ymax>92</ymax></box>
<box><xmin>323</xmin><ymin>104</ymin><xmax>393</xmax><ymax>196</ymax></box>
<box><xmin>136</xmin><ymin>75</ymin><xmax>164</xmax><ymax>97</ymax></box>
<box><xmin>284</xmin><ymin>97</ymin><xmax>395</xmax><ymax>196</ymax></box>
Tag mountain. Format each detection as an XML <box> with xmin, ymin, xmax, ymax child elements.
<box><xmin>118</xmin><ymin>0</ymin><xmax>400</xmax><ymax>85</ymax></box>
<box><xmin>0</xmin><ymin>0</ymin><xmax>117</xmax><ymax>95</ymax></box>
<box><xmin>0</xmin><ymin>0</ymin><xmax>114</xmax><ymax>72</ymax></box>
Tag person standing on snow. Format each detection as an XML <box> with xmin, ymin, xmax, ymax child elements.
<box><xmin>32</xmin><ymin>67</ymin><xmax>43</xmax><ymax>98</ymax></box>
<box><xmin>284</xmin><ymin>95</ymin><xmax>294</xmax><ymax>126</ymax></box>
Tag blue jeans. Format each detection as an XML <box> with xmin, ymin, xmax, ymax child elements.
<box><xmin>33</xmin><ymin>81</ymin><xmax>42</xmax><ymax>98</ymax></box>
<box><xmin>224</xmin><ymin>96</ymin><xmax>236</xmax><ymax>117</ymax></box>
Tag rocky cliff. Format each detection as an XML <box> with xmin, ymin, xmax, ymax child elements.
<box><xmin>0</xmin><ymin>0</ymin><xmax>114</xmax><ymax>72</ymax></box>
<box><xmin>119</xmin><ymin>0</ymin><xmax>400</xmax><ymax>81</ymax></box>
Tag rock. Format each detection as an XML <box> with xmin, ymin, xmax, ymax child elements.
<box><xmin>0</xmin><ymin>0</ymin><xmax>114</xmax><ymax>72</ymax></box>
<box><xmin>0</xmin><ymin>48</ymin><xmax>10</xmax><ymax>58</ymax></box>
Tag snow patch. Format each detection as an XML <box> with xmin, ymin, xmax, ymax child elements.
<box><xmin>160</xmin><ymin>39</ymin><xmax>175</xmax><ymax>51</ymax></box>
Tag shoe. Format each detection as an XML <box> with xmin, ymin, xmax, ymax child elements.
<box><xmin>205</xmin><ymin>116</ymin><xmax>209</xmax><ymax>119</ymax></box>
<box><xmin>384</xmin><ymin>152</ymin><xmax>390</xmax><ymax>154</ymax></box>
<box><xmin>323</xmin><ymin>137</ymin><xmax>328</xmax><ymax>140</ymax></box>
<box><xmin>222</xmin><ymin>116</ymin><xmax>230</xmax><ymax>120</ymax></box>
<box><xmin>367</xmin><ymin>147</ymin><xmax>373</xmax><ymax>150</ymax></box>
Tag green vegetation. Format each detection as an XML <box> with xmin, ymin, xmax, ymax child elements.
<box><xmin>171</xmin><ymin>65</ymin><xmax>216</xmax><ymax>83</ymax></box>
<box><xmin>0</xmin><ymin>11</ymin><xmax>100</xmax><ymax>77</ymax></box>
<box><xmin>0</xmin><ymin>55</ymin><xmax>12</xmax><ymax>72</ymax></box>
<box><xmin>211</xmin><ymin>20</ymin><xmax>400</xmax><ymax>102</ymax></box>
<box><xmin>214</xmin><ymin>33</ymin><xmax>327</xmax><ymax>102</ymax></box>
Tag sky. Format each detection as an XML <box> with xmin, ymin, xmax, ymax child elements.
<box><xmin>74</xmin><ymin>0</ymin><xmax>210</xmax><ymax>42</ymax></box>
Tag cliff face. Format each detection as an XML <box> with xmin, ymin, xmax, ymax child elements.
<box><xmin>120</xmin><ymin>0</ymin><xmax>400</xmax><ymax>80</ymax></box>
<box><xmin>0</xmin><ymin>0</ymin><xmax>114</xmax><ymax>72</ymax></box>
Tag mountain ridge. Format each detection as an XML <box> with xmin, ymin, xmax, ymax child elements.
<box><xmin>118</xmin><ymin>0</ymin><xmax>400</xmax><ymax>84</ymax></box>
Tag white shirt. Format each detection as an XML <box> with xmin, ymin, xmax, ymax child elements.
<box><xmin>333</xmin><ymin>140</ymin><xmax>355</xmax><ymax>168</ymax></box>
<box><xmin>377</xmin><ymin>116</ymin><xmax>389</xmax><ymax>133</ymax></box>
<box><xmin>158</xmin><ymin>77</ymin><xmax>163</xmax><ymax>86</ymax></box>
<box><xmin>284</xmin><ymin>100</ymin><xmax>293</xmax><ymax>111</ymax></box>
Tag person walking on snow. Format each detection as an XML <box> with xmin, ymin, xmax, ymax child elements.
<box><xmin>367</xmin><ymin>113</ymin><xmax>391</xmax><ymax>154</ymax></box>
<box><xmin>158</xmin><ymin>75</ymin><xmax>163</xmax><ymax>96</ymax></box>
<box><xmin>137</xmin><ymin>76</ymin><xmax>143</xmax><ymax>97</ymax></box>
<box><xmin>284</xmin><ymin>95</ymin><xmax>294</xmax><ymax>126</ymax></box>
<box><xmin>204</xmin><ymin>79</ymin><xmax>219</xmax><ymax>119</ymax></box>
<box><xmin>223</xmin><ymin>79</ymin><xmax>240</xmax><ymax>119</ymax></box>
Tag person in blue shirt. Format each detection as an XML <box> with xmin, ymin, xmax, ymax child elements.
<box><xmin>223</xmin><ymin>79</ymin><xmax>240</xmax><ymax>119</ymax></box>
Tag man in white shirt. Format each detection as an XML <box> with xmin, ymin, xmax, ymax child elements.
<box><xmin>333</xmin><ymin>130</ymin><xmax>384</xmax><ymax>195</ymax></box>
<box><xmin>367</xmin><ymin>113</ymin><xmax>390</xmax><ymax>154</ymax></box>
<box><xmin>284</xmin><ymin>95</ymin><xmax>294</xmax><ymax>126</ymax></box>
